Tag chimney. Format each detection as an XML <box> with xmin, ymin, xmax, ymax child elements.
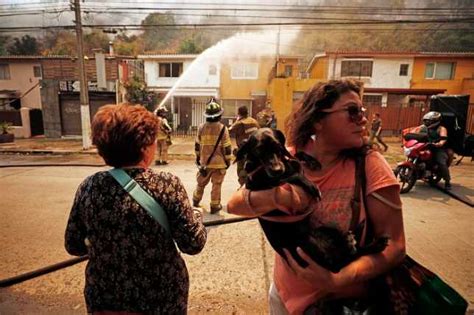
<box><xmin>109</xmin><ymin>41</ymin><xmax>114</xmax><ymax>56</ymax></box>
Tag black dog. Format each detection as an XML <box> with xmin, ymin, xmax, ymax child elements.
<box><xmin>236</xmin><ymin>128</ymin><xmax>388</xmax><ymax>271</ymax></box>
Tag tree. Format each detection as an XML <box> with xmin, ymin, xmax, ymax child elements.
<box><xmin>0</xmin><ymin>36</ymin><xmax>9</xmax><ymax>55</ymax></box>
<box><xmin>83</xmin><ymin>30</ymin><xmax>110</xmax><ymax>54</ymax></box>
<box><xmin>113</xmin><ymin>33</ymin><xmax>144</xmax><ymax>56</ymax></box>
<box><xmin>8</xmin><ymin>35</ymin><xmax>39</xmax><ymax>55</ymax></box>
<box><xmin>124</xmin><ymin>76</ymin><xmax>159</xmax><ymax>112</ymax></box>
<box><xmin>141</xmin><ymin>13</ymin><xmax>179</xmax><ymax>51</ymax></box>
<box><xmin>42</xmin><ymin>31</ymin><xmax>77</xmax><ymax>55</ymax></box>
<box><xmin>178</xmin><ymin>38</ymin><xmax>202</xmax><ymax>54</ymax></box>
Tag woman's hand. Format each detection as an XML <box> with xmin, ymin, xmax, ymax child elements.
<box><xmin>282</xmin><ymin>248</ymin><xmax>344</xmax><ymax>294</ymax></box>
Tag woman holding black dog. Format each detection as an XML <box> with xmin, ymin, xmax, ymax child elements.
<box><xmin>228</xmin><ymin>79</ymin><xmax>405</xmax><ymax>314</ymax></box>
<box><xmin>65</xmin><ymin>104</ymin><xmax>206</xmax><ymax>314</ymax></box>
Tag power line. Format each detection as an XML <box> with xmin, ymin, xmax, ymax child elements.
<box><xmin>80</xmin><ymin>9</ymin><xmax>474</xmax><ymax>18</ymax></box>
<box><xmin>78</xmin><ymin>1</ymin><xmax>474</xmax><ymax>11</ymax></box>
<box><xmin>0</xmin><ymin>9</ymin><xmax>70</xmax><ymax>17</ymax></box>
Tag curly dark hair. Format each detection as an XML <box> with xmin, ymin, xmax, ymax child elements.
<box><xmin>285</xmin><ymin>79</ymin><xmax>362</xmax><ymax>150</ymax></box>
<box><xmin>92</xmin><ymin>104</ymin><xmax>159</xmax><ymax>167</ymax></box>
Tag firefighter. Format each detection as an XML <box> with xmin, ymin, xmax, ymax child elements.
<box><xmin>229</xmin><ymin>106</ymin><xmax>259</xmax><ymax>185</ymax></box>
<box><xmin>193</xmin><ymin>98</ymin><xmax>232</xmax><ymax>214</ymax></box>
<box><xmin>155</xmin><ymin>107</ymin><xmax>172</xmax><ymax>165</ymax></box>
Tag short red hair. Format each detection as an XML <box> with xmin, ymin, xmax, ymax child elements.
<box><xmin>92</xmin><ymin>104</ymin><xmax>159</xmax><ymax>167</ymax></box>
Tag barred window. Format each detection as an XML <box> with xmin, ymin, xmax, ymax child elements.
<box><xmin>0</xmin><ymin>64</ymin><xmax>11</xmax><ymax>80</ymax></box>
<box><xmin>158</xmin><ymin>63</ymin><xmax>183</xmax><ymax>78</ymax></box>
<box><xmin>399</xmin><ymin>64</ymin><xmax>409</xmax><ymax>76</ymax></box>
<box><xmin>341</xmin><ymin>60</ymin><xmax>373</xmax><ymax>77</ymax></box>
<box><xmin>424</xmin><ymin>62</ymin><xmax>456</xmax><ymax>80</ymax></box>
<box><xmin>363</xmin><ymin>94</ymin><xmax>383</xmax><ymax>106</ymax></box>
<box><xmin>231</xmin><ymin>63</ymin><xmax>258</xmax><ymax>79</ymax></box>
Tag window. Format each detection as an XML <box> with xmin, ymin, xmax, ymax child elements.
<box><xmin>231</xmin><ymin>63</ymin><xmax>258</xmax><ymax>79</ymax></box>
<box><xmin>341</xmin><ymin>60</ymin><xmax>373</xmax><ymax>77</ymax></box>
<box><xmin>158</xmin><ymin>63</ymin><xmax>183</xmax><ymax>77</ymax></box>
<box><xmin>363</xmin><ymin>94</ymin><xmax>383</xmax><ymax>106</ymax></box>
<box><xmin>208</xmin><ymin>64</ymin><xmax>217</xmax><ymax>75</ymax></box>
<box><xmin>33</xmin><ymin>66</ymin><xmax>42</xmax><ymax>78</ymax></box>
<box><xmin>222</xmin><ymin>99</ymin><xmax>252</xmax><ymax>117</ymax></box>
<box><xmin>399</xmin><ymin>64</ymin><xmax>409</xmax><ymax>76</ymax></box>
<box><xmin>0</xmin><ymin>64</ymin><xmax>11</xmax><ymax>80</ymax></box>
<box><xmin>284</xmin><ymin>65</ymin><xmax>293</xmax><ymax>77</ymax></box>
<box><xmin>424</xmin><ymin>62</ymin><xmax>456</xmax><ymax>80</ymax></box>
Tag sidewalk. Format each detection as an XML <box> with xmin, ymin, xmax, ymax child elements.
<box><xmin>0</xmin><ymin>136</ymin><xmax>197</xmax><ymax>158</ymax></box>
<box><xmin>0</xmin><ymin>136</ymin><xmax>403</xmax><ymax>156</ymax></box>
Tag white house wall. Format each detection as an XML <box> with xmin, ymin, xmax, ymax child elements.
<box><xmin>143</xmin><ymin>59</ymin><xmax>220</xmax><ymax>89</ymax></box>
<box><xmin>328</xmin><ymin>57</ymin><xmax>414</xmax><ymax>89</ymax></box>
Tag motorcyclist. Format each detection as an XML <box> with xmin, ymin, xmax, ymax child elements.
<box><xmin>419</xmin><ymin>111</ymin><xmax>452</xmax><ymax>190</ymax></box>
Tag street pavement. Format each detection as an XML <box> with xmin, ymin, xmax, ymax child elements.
<box><xmin>0</xmin><ymin>144</ymin><xmax>473</xmax><ymax>314</ymax></box>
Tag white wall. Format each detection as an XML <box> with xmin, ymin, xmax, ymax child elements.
<box><xmin>328</xmin><ymin>57</ymin><xmax>414</xmax><ymax>89</ymax></box>
<box><xmin>372</xmin><ymin>58</ymin><xmax>413</xmax><ymax>88</ymax></box>
<box><xmin>143</xmin><ymin>58</ymin><xmax>220</xmax><ymax>89</ymax></box>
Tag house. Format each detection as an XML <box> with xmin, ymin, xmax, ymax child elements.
<box><xmin>40</xmin><ymin>54</ymin><xmax>139</xmax><ymax>137</ymax></box>
<box><xmin>0</xmin><ymin>56</ymin><xmax>43</xmax><ymax>138</ymax></box>
<box><xmin>411</xmin><ymin>52</ymin><xmax>474</xmax><ymax>133</ymax></box>
<box><xmin>221</xmin><ymin>55</ymin><xmax>302</xmax><ymax>128</ymax></box>
<box><xmin>139</xmin><ymin>53</ymin><xmax>219</xmax><ymax>132</ymax></box>
<box><xmin>298</xmin><ymin>51</ymin><xmax>474</xmax><ymax>134</ymax></box>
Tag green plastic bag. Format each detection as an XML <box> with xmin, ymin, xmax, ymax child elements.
<box><xmin>382</xmin><ymin>255</ymin><xmax>468</xmax><ymax>315</ymax></box>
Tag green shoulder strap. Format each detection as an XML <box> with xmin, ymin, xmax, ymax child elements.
<box><xmin>108</xmin><ymin>168</ymin><xmax>171</xmax><ymax>234</ymax></box>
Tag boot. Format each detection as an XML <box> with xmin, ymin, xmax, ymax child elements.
<box><xmin>193</xmin><ymin>199</ymin><xmax>201</xmax><ymax>208</ymax></box>
<box><xmin>210</xmin><ymin>204</ymin><xmax>222</xmax><ymax>214</ymax></box>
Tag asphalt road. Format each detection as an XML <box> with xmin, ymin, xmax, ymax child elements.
<box><xmin>0</xmin><ymin>155</ymin><xmax>472</xmax><ymax>314</ymax></box>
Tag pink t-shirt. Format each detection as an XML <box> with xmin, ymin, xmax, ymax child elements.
<box><xmin>274</xmin><ymin>150</ymin><xmax>399</xmax><ymax>314</ymax></box>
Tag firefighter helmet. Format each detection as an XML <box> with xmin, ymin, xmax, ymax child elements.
<box><xmin>204</xmin><ymin>97</ymin><xmax>223</xmax><ymax>118</ymax></box>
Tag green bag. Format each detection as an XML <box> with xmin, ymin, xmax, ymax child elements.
<box><xmin>356</xmin><ymin>155</ymin><xmax>468</xmax><ymax>315</ymax></box>
<box><xmin>380</xmin><ymin>255</ymin><xmax>468</xmax><ymax>315</ymax></box>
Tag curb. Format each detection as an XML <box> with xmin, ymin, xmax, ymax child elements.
<box><xmin>0</xmin><ymin>149</ymin><xmax>196</xmax><ymax>159</ymax></box>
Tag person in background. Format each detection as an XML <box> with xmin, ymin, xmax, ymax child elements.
<box><xmin>369</xmin><ymin>113</ymin><xmax>388</xmax><ymax>152</ymax></box>
<box><xmin>155</xmin><ymin>107</ymin><xmax>172</xmax><ymax>165</ymax></box>
<box><xmin>65</xmin><ymin>104</ymin><xmax>206</xmax><ymax>314</ymax></box>
<box><xmin>193</xmin><ymin>98</ymin><xmax>232</xmax><ymax>214</ymax></box>
<box><xmin>419</xmin><ymin>111</ymin><xmax>452</xmax><ymax>190</ymax></box>
<box><xmin>228</xmin><ymin>80</ymin><xmax>405</xmax><ymax>315</ymax></box>
<box><xmin>229</xmin><ymin>105</ymin><xmax>260</xmax><ymax>186</ymax></box>
<box><xmin>257</xmin><ymin>106</ymin><xmax>277</xmax><ymax>129</ymax></box>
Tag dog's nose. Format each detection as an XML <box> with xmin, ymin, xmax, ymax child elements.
<box><xmin>267</xmin><ymin>156</ymin><xmax>285</xmax><ymax>177</ymax></box>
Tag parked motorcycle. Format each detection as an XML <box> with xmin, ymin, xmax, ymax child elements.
<box><xmin>394</xmin><ymin>133</ymin><xmax>451</xmax><ymax>193</ymax></box>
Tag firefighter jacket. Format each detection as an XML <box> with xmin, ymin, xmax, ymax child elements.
<box><xmin>195</xmin><ymin>121</ymin><xmax>232</xmax><ymax>169</ymax></box>
<box><xmin>157</xmin><ymin>117</ymin><xmax>172</xmax><ymax>141</ymax></box>
<box><xmin>229</xmin><ymin>116</ymin><xmax>259</xmax><ymax>148</ymax></box>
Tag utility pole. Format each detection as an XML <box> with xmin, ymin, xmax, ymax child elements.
<box><xmin>275</xmin><ymin>25</ymin><xmax>281</xmax><ymax>75</ymax></box>
<box><xmin>72</xmin><ymin>0</ymin><xmax>92</xmax><ymax>149</ymax></box>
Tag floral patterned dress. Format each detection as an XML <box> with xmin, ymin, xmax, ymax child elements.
<box><xmin>65</xmin><ymin>168</ymin><xmax>207</xmax><ymax>314</ymax></box>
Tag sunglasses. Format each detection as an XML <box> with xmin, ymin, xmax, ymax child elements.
<box><xmin>322</xmin><ymin>105</ymin><xmax>367</xmax><ymax>123</ymax></box>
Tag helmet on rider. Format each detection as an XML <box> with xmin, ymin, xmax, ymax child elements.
<box><xmin>204</xmin><ymin>97</ymin><xmax>224</xmax><ymax>119</ymax></box>
<box><xmin>422</xmin><ymin>111</ymin><xmax>442</xmax><ymax>129</ymax></box>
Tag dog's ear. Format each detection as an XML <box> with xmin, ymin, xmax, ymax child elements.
<box><xmin>235</xmin><ymin>137</ymin><xmax>256</xmax><ymax>161</ymax></box>
<box><xmin>273</xmin><ymin>129</ymin><xmax>286</xmax><ymax>145</ymax></box>
<box><xmin>272</xmin><ymin>129</ymin><xmax>294</xmax><ymax>158</ymax></box>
